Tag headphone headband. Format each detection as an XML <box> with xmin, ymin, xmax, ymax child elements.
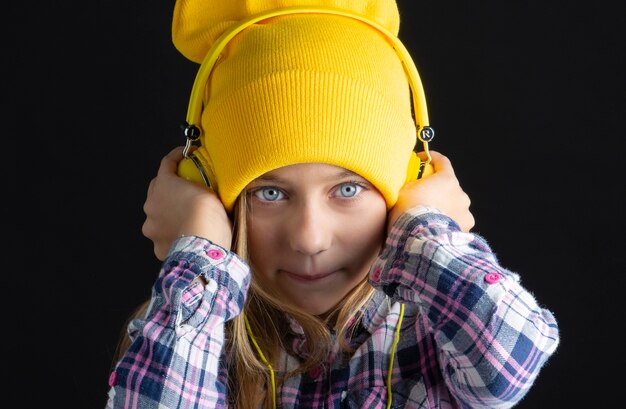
<box><xmin>181</xmin><ymin>6</ymin><xmax>434</xmax><ymax>161</ymax></box>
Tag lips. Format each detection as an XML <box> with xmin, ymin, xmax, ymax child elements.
<box><xmin>280</xmin><ymin>269</ymin><xmax>335</xmax><ymax>282</ymax></box>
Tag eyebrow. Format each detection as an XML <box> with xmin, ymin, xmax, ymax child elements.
<box><xmin>253</xmin><ymin>169</ymin><xmax>362</xmax><ymax>184</ymax></box>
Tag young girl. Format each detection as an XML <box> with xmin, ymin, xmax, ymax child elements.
<box><xmin>106</xmin><ymin>0</ymin><xmax>559</xmax><ymax>408</ymax></box>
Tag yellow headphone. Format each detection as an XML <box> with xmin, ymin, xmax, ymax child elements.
<box><xmin>176</xmin><ymin>6</ymin><xmax>435</xmax><ymax>188</ymax></box>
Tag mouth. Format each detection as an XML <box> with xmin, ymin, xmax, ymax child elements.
<box><xmin>280</xmin><ymin>269</ymin><xmax>336</xmax><ymax>282</ymax></box>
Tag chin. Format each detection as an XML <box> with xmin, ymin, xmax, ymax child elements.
<box><xmin>295</xmin><ymin>303</ymin><xmax>328</xmax><ymax>317</ymax></box>
<box><xmin>291</xmin><ymin>297</ymin><xmax>341</xmax><ymax>318</ymax></box>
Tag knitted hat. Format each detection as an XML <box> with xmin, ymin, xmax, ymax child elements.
<box><xmin>172</xmin><ymin>0</ymin><xmax>417</xmax><ymax>211</ymax></box>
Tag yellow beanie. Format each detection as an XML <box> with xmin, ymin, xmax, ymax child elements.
<box><xmin>172</xmin><ymin>0</ymin><xmax>416</xmax><ymax>211</ymax></box>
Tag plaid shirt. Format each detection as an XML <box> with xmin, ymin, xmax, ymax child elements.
<box><xmin>106</xmin><ymin>208</ymin><xmax>559</xmax><ymax>408</ymax></box>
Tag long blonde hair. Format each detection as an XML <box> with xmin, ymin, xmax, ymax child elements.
<box><xmin>114</xmin><ymin>192</ymin><xmax>376</xmax><ymax>408</ymax></box>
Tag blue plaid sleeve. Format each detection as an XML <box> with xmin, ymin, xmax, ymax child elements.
<box><xmin>106</xmin><ymin>236</ymin><xmax>250</xmax><ymax>409</ymax></box>
<box><xmin>369</xmin><ymin>207</ymin><xmax>560</xmax><ymax>408</ymax></box>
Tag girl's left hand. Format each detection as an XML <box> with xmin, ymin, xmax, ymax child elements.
<box><xmin>388</xmin><ymin>151</ymin><xmax>475</xmax><ymax>232</ymax></box>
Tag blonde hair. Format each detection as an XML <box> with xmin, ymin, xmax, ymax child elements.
<box><xmin>114</xmin><ymin>192</ymin><xmax>376</xmax><ymax>408</ymax></box>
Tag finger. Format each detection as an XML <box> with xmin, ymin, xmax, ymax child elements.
<box><xmin>146</xmin><ymin>177</ymin><xmax>156</xmax><ymax>197</ymax></box>
<box><xmin>430</xmin><ymin>151</ymin><xmax>453</xmax><ymax>174</ymax></box>
<box><xmin>157</xmin><ymin>146</ymin><xmax>185</xmax><ymax>176</ymax></box>
<box><xmin>462</xmin><ymin>213</ymin><xmax>476</xmax><ymax>232</ymax></box>
<box><xmin>141</xmin><ymin>219</ymin><xmax>150</xmax><ymax>239</ymax></box>
<box><xmin>167</xmin><ymin>145</ymin><xmax>185</xmax><ymax>158</ymax></box>
<box><xmin>154</xmin><ymin>245</ymin><xmax>167</xmax><ymax>262</ymax></box>
<box><xmin>419</xmin><ymin>150</ymin><xmax>455</xmax><ymax>176</ymax></box>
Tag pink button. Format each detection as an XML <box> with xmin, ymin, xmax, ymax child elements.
<box><xmin>371</xmin><ymin>267</ymin><xmax>382</xmax><ymax>283</ymax></box>
<box><xmin>484</xmin><ymin>272</ymin><xmax>502</xmax><ymax>284</ymax></box>
<box><xmin>308</xmin><ymin>366</ymin><xmax>322</xmax><ymax>380</ymax></box>
<box><xmin>108</xmin><ymin>371</ymin><xmax>118</xmax><ymax>387</ymax></box>
<box><xmin>207</xmin><ymin>249</ymin><xmax>224</xmax><ymax>260</ymax></box>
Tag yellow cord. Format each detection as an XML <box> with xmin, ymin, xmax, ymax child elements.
<box><xmin>244</xmin><ymin>314</ymin><xmax>277</xmax><ymax>409</ymax></box>
<box><xmin>244</xmin><ymin>303</ymin><xmax>404</xmax><ymax>409</ymax></box>
<box><xmin>386</xmin><ymin>303</ymin><xmax>405</xmax><ymax>409</ymax></box>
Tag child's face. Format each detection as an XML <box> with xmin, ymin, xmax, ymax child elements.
<box><xmin>246</xmin><ymin>163</ymin><xmax>387</xmax><ymax>316</ymax></box>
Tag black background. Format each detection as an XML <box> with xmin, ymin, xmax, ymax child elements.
<box><xmin>7</xmin><ymin>1</ymin><xmax>624</xmax><ymax>408</ymax></box>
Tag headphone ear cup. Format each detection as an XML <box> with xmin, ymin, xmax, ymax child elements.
<box><xmin>418</xmin><ymin>161</ymin><xmax>434</xmax><ymax>179</ymax></box>
<box><xmin>177</xmin><ymin>147</ymin><xmax>216</xmax><ymax>188</ymax></box>
<box><xmin>178</xmin><ymin>156</ymin><xmax>206</xmax><ymax>184</ymax></box>
<box><xmin>405</xmin><ymin>151</ymin><xmax>435</xmax><ymax>182</ymax></box>
<box><xmin>405</xmin><ymin>151</ymin><xmax>422</xmax><ymax>182</ymax></box>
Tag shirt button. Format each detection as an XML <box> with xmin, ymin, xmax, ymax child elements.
<box><xmin>371</xmin><ymin>267</ymin><xmax>382</xmax><ymax>283</ymax></box>
<box><xmin>108</xmin><ymin>371</ymin><xmax>118</xmax><ymax>387</ymax></box>
<box><xmin>207</xmin><ymin>249</ymin><xmax>224</xmax><ymax>260</ymax></box>
<box><xmin>308</xmin><ymin>366</ymin><xmax>322</xmax><ymax>380</ymax></box>
<box><xmin>484</xmin><ymin>272</ymin><xmax>502</xmax><ymax>284</ymax></box>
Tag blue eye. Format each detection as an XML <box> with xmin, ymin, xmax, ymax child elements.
<box><xmin>254</xmin><ymin>187</ymin><xmax>284</xmax><ymax>201</ymax></box>
<box><xmin>337</xmin><ymin>183</ymin><xmax>362</xmax><ymax>198</ymax></box>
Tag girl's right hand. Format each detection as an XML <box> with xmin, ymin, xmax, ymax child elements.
<box><xmin>142</xmin><ymin>146</ymin><xmax>233</xmax><ymax>260</ymax></box>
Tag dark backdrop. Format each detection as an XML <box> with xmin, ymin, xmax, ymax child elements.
<box><xmin>7</xmin><ymin>1</ymin><xmax>624</xmax><ymax>407</ymax></box>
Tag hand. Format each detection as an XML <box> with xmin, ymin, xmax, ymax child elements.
<box><xmin>388</xmin><ymin>151</ymin><xmax>475</xmax><ymax>232</ymax></box>
<box><xmin>142</xmin><ymin>146</ymin><xmax>233</xmax><ymax>260</ymax></box>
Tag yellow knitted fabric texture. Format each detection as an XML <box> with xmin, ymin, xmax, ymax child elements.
<box><xmin>172</xmin><ymin>0</ymin><xmax>416</xmax><ymax>211</ymax></box>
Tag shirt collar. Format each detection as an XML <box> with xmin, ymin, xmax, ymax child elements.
<box><xmin>282</xmin><ymin>289</ymin><xmax>387</xmax><ymax>357</ymax></box>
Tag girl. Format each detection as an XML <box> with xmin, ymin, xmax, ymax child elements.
<box><xmin>106</xmin><ymin>1</ymin><xmax>559</xmax><ymax>408</ymax></box>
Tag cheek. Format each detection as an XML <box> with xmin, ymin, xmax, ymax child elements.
<box><xmin>357</xmin><ymin>212</ymin><xmax>387</xmax><ymax>251</ymax></box>
<box><xmin>338</xmin><ymin>204</ymin><xmax>387</xmax><ymax>259</ymax></box>
<box><xmin>355</xmin><ymin>200</ymin><xmax>387</xmax><ymax>240</ymax></box>
<box><xmin>247</xmin><ymin>217</ymin><xmax>280</xmax><ymax>272</ymax></box>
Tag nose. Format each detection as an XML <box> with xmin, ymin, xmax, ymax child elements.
<box><xmin>287</xmin><ymin>202</ymin><xmax>332</xmax><ymax>256</ymax></box>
